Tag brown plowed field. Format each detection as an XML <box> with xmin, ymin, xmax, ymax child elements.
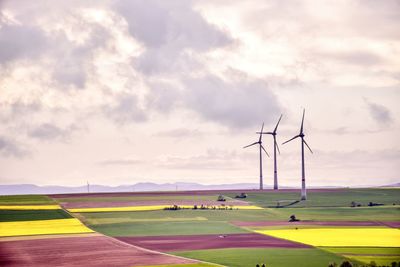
<box><xmin>61</xmin><ymin>200</ymin><xmax>249</xmax><ymax>209</ymax></box>
<box><xmin>232</xmin><ymin>221</ymin><xmax>399</xmax><ymax>227</ymax></box>
<box><xmin>116</xmin><ymin>233</ymin><xmax>310</xmax><ymax>252</ymax></box>
<box><xmin>0</xmin><ymin>236</ymin><xmax>195</xmax><ymax>267</ymax></box>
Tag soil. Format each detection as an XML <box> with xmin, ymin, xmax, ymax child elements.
<box><xmin>0</xmin><ymin>235</ymin><xmax>195</xmax><ymax>267</ymax></box>
<box><xmin>116</xmin><ymin>233</ymin><xmax>310</xmax><ymax>252</ymax></box>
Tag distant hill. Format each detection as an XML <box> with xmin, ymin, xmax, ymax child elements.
<box><xmin>381</xmin><ymin>182</ymin><xmax>400</xmax><ymax>187</ymax></box>
<box><xmin>0</xmin><ymin>182</ymin><xmax>261</xmax><ymax>195</ymax></box>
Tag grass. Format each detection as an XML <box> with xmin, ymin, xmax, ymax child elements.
<box><xmin>0</xmin><ymin>209</ymin><xmax>72</xmax><ymax>222</ymax></box>
<box><xmin>225</xmin><ymin>188</ymin><xmax>400</xmax><ymax>208</ymax></box>
<box><xmin>0</xmin><ymin>195</ymin><xmax>55</xmax><ymax>205</ymax></box>
<box><xmin>265</xmin><ymin>206</ymin><xmax>400</xmax><ymax>221</ymax></box>
<box><xmin>0</xmin><ymin>205</ymin><xmax>61</xmax><ymax>210</ymax></box>
<box><xmin>137</xmin><ymin>264</ymin><xmax>220</xmax><ymax>267</ymax></box>
<box><xmin>256</xmin><ymin>227</ymin><xmax>400</xmax><ymax>247</ymax></box>
<box><xmin>76</xmin><ymin>209</ymin><xmax>277</xmax><ymax>225</ymax></box>
<box><xmin>90</xmin><ymin>221</ymin><xmax>248</xmax><ymax>237</ymax></box>
<box><xmin>173</xmin><ymin>248</ymin><xmax>353</xmax><ymax>267</ymax></box>
<box><xmin>0</xmin><ymin>218</ymin><xmax>94</xmax><ymax>237</ymax></box>
<box><xmin>321</xmin><ymin>247</ymin><xmax>400</xmax><ymax>265</ymax></box>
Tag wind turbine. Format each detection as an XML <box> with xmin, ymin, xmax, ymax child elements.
<box><xmin>257</xmin><ymin>115</ymin><xmax>282</xmax><ymax>190</ymax></box>
<box><xmin>282</xmin><ymin>109</ymin><xmax>313</xmax><ymax>200</ymax></box>
<box><xmin>244</xmin><ymin>123</ymin><xmax>269</xmax><ymax>190</ymax></box>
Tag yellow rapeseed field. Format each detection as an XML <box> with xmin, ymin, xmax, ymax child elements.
<box><xmin>0</xmin><ymin>218</ymin><xmax>94</xmax><ymax>237</ymax></box>
<box><xmin>0</xmin><ymin>205</ymin><xmax>61</xmax><ymax>210</ymax></box>
<box><xmin>68</xmin><ymin>205</ymin><xmax>263</xmax><ymax>213</ymax></box>
<box><xmin>256</xmin><ymin>228</ymin><xmax>400</xmax><ymax>247</ymax></box>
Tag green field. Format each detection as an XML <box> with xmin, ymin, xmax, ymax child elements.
<box><xmin>225</xmin><ymin>188</ymin><xmax>400</xmax><ymax>208</ymax></box>
<box><xmin>76</xmin><ymin>209</ymin><xmax>276</xmax><ymax>224</ymax></box>
<box><xmin>90</xmin><ymin>220</ymin><xmax>248</xmax><ymax>236</ymax></box>
<box><xmin>321</xmin><ymin>247</ymin><xmax>400</xmax><ymax>266</ymax></box>
<box><xmin>174</xmin><ymin>248</ymin><xmax>352</xmax><ymax>267</ymax></box>
<box><xmin>0</xmin><ymin>209</ymin><xmax>72</xmax><ymax>222</ymax></box>
<box><xmin>76</xmin><ymin>205</ymin><xmax>400</xmax><ymax>224</ymax></box>
<box><xmin>2</xmin><ymin>188</ymin><xmax>399</xmax><ymax>267</ymax></box>
<box><xmin>0</xmin><ymin>195</ymin><xmax>55</xmax><ymax>205</ymax></box>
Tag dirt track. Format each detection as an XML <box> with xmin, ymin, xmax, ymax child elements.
<box><xmin>116</xmin><ymin>233</ymin><xmax>310</xmax><ymax>252</ymax></box>
<box><xmin>0</xmin><ymin>236</ymin><xmax>195</xmax><ymax>267</ymax></box>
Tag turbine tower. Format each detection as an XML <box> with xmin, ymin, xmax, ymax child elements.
<box><xmin>257</xmin><ymin>115</ymin><xmax>282</xmax><ymax>190</ymax></box>
<box><xmin>282</xmin><ymin>109</ymin><xmax>313</xmax><ymax>200</ymax></box>
<box><xmin>244</xmin><ymin>123</ymin><xmax>269</xmax><ymax>190</ymax></box>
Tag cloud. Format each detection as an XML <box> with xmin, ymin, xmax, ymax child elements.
<box><xmin>28</xmin><ymin>123</ymin><xmax>78</xmax><ymax>141</ymax></box>
<box><xmin>115</xmin><ymin>0</ymin><xmax>232</xmax><ymax>74</ymax></box>
<box><xmin>364</xmin><ymin>98</ymin><xmax>393</xmax><ymax>126</ymax></box>
<box><xmin>183</xmin><ymin>74</ymin><xmax>281</xmax><ymax>128</ymax></box>
<box><xmin>0</xmin><ymin>136</ymin><xmax>29</xmax><ymax>158</ymax></box>
<box><xmin>104</xmin><ymin>94</ymin><xmax>147</xmax><ymax>124</ymax></box>
<box><xmin>0</xmin><ymin>24</ymin><xmax>47</xmax><ymax>63</ymax></box>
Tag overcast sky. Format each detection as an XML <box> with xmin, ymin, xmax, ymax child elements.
<box><xmin>0</xmin><ymin>0</ymin><xmax>399</xmax><ymax>187</ymax></box>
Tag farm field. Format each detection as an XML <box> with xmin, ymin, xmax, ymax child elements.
<box><xmin>0</xmin><ymin>188</ymin><xmax>399</xmax><ymax>266</ymax></box>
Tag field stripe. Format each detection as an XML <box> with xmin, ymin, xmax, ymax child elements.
<box><xmin>68</xmin><ymin>205</ymin><xmax>263</xmax><ymax>213</ymax></box>
<box><xmin>256</xmin><ymin>228</ymin><xmax>400</xmax><ymax>247</ymax></box>
<box><xmin>0</xmin><ymin>205</ymin><xmax>61</xmax><ymax>210</ymax></box>
<box><xmin>0</xmin><ymin>218</ymin><xmax>94</xmax><ymax>237</ymax></box>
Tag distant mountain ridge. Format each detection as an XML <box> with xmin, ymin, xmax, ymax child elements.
<box><xmin>0</xmin><ymin>182</ymin><xmax>393</xmax><ymax>195</ymax></box>
<box><xmin>0</xmin><ymin>182</ymin><xmax>261</xmax><ymax>195</ymax></box>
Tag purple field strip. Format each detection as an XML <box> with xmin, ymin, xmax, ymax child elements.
<box><xmin>232</xmin><ymin>221</ymin><xmax>400</xmax><ymax>227</ymax></box>
<box><xmin>0</xmin><ymin>236</ymin><xmax>194</xmax><ymax>267</ymax></box>
<box><xmin>50</xmin><ymin>188</ymin><xmax>345</xmax><ymax>198</ymax></box>
<box><xmin>116</xmin><ymin>233</ymin><xmax>310</xmax><ymax>252</ymax></box>
<box><xmin>61</xmin><ymin>199</ymin><xmax>249</xmax><ymax>208</ymax></box>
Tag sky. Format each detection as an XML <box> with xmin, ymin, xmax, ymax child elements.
<box><xmin>0</xmin><ymin>0</ymin><xmax>399</xmax><ymax>187</ymax></box>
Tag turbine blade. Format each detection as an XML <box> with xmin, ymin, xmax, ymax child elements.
<box><xmin>243</xmin><ymin>141</ymin><xmax>259</xmax><ymax>149</ymax></box>
<box><xmin>275</xmin><ymin>140</ymin><xmax>281</xmax><ymax>155</ymax></box>
<box><xmin>256</xmin><ymin>132</ymin><xmax>273</xmax><ymax>135</ymax></box>
<box><xmin>259</xmin><ymin>122</ymin><xmax>264</xmax><ymax>142</ymax></box>
<box><xmin>282</xmin><ymin>135</ymin><xmax>300</xmax><ymax>145</ymax></box>
<box><xmin>261</xmin><ymin>145</ymin><xmax>270</xmax><ymax>157</ymax></box>
<box><xmin>303</xmin><ymin>139</ymin><xmax>313</xmax><ymax>154</ymax></box>
<box><xmin>273</xmin><ymin>114</ymin><xmax>283</xmax><ymax>133</ymax></box>
<box><xmin>300</xmin><ymin>109</ymin><xmax>305</xmax><ymax>134</ymax></box>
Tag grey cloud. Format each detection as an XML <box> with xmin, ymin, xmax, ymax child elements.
<box><xmin>320</xmin><ymin>50</ymin><xmax>383</xmax><ymax>66</ymax></box>
<box><xmin>104</xmin><ymin>94</ymin><xmax>147</xmax><ymax>124</ymax></box>
<box><xmin>0</xmin><ymin>2</ymin><xmax>111</xmax><ymax>88</ymax></box>
<box><xmin>146</xmin><ymin>81</ymin><xmax>181</xmax><ymax>113</ymax></box>
<box><xmin>183</xmin><ymin>75</ymin><xmax>281</xmax><ymax>128</ymax></box>
<box><xmin>0</xmin><ymin>136</ymin><xmax>29</xmax><ymax>158</ymax></box>
<box><xmin>116</xmin><ymin>0</ymin><xmax>232</xmax><ymax>74</ymax></box>
<box><xmin>0</xmin><ymin>24</ymin><xmax>47</xmax><ymax>63</ymax></box>
<box><xmin>364</xmin><ymin>99</ymin><xmax>393</xmax><ymax>126</ymax></box>
<box><xmin>28</xmin><ymin>123</ymin><xmax>78</xmax><ymax>141</ymax></box>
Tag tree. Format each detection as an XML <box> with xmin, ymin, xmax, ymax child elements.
<box><xmin>339</xmin><ymin>261</ymin><xmax>352</xmax><ymax>267</ymax></box>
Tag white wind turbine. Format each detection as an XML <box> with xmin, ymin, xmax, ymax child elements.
<box><xmin>258</xmin><ymin>115</ymin><xmax>282</xmax><ymax>190</ymax></box>
<box><xmin>244</xmin><ymin>123</ymin><xmax>269</xmax><ymax>190</ymax></box>
<box><xmin>282</xmin><ymin>109</ymin><xmax>313</xmax><ymax>200</ymax></box>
